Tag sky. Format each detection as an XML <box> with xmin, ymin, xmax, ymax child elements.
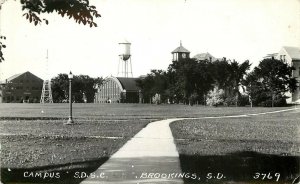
<box><xmin>0</xmin><ymin>0</ymin><xmax>299</xmax><ymax>80</ymax></box>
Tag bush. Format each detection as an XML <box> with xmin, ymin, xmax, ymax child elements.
<box><xmin>206</xmin><ymin>87</ymin><xmax>224</xmax><ymax>107</ymax></box>
<box><xmin>152</xmin><ymin>93</ymin><xmax>161</xmax><ymax>104</ymax></box>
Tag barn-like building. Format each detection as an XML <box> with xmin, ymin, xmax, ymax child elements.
<box><xmin>0</xmin><ymin>71</ymin><xmax>43</xmax><ymax>103</ymax></box>
<box><xmin>94</xmin><ymin>76</ymin><xmax>142</xmax><ymax>103</ymax></box>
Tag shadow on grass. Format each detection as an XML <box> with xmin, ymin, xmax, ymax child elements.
<box><xmin>179</xmin><ymin>151</ymin><xmax>300</xmax><ymax>184</ymax></box>
<box><xmin>1</xmin><ymin>157</ymin><xmax>108</xmax><ymax>184</ymax></box>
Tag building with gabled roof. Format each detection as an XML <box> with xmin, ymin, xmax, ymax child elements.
<box><xmin>94</xmin><ymin>76</ymin><xmax>142</xmax><ymax>103</ymax></box>
<box><xmin>0</xmin><ymin>71</ymin><xmax>43</xmax><ymax>103</ymax></box>
<box><xmin>276</xmin><ymin>46</ymin><xmax>300</xmax><ymax>63</ymax></box>
<box><xmin>193</xmin><ymin>52</ymin><xmax>217</xmax><ymax>61</ymax></box>
<box><xmin>276</xmin><ymin>46</ymin><xmax>300</xmax><ymax>103</ymax></box>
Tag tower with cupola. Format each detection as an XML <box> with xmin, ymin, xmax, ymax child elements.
<box><xmin>171</xmin><ymin>41</ymin><xmax>190</xmax><ymax>61</ymax></box>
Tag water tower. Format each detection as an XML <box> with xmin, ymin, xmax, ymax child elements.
<box><xmin>118</xmin><ymin>40</ymin><xmax>132</xmax><ymax>77</ymax></box>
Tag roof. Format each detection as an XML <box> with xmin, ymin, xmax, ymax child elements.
<box><xmin>171</xmin><ymin>42</ymin><xmax>190</xmax><ymax>53</ymax></box>
<box><xmin>119</xmin><ymin>39</ymin><xmax>131</xmax><ymax>44</ymax></box>
<box><xmin>283</xmin><ymin>46</ymin><xmax>300</xmax><ymax>60</ymax></box>
<box><xmin>1</xmin><ymin>71</ymin><xmax>43</xmax><ymax>84</ymax></box>
<box><xmin>116</xmin><ymin>77</ymin><xmax>140</xmax><ymax>91</ymax></box>
<box><xmin>193</xmin><ymin>52</ymin><xmax>215</xmax><ymax>61</ymax></box>
<box><xmin>6</xmin><ymin>73</ymin><xmax>23</xmax><ymax>82</ymax></box>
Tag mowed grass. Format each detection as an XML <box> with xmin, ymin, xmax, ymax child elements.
<box><xmin>170</xmin><ymin>110</ymin><xmax>300</xmax><ymax>156</ymax></box>
<box><xmin>0</xmin><ymin>103</ymin><xmax>299</xmax><ymax>183</ymax></box>
<box><xmin>170</xmin><ymin>109</ymin><xmax>300</xmax><ymax>183</ymax></box>
<box><xmin>0</xmin><ymin>103</ymin><xmax>295</xmax><ymax>119</ymax></box>
<box><xmin>1</xmin><ymin>120</ymin><xmax>150</xmax><ymax>169</ymax></box>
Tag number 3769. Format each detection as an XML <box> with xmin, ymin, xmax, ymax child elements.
<box><xmin>253</xmin><ymin>172</ymin><xmax>280</xmax><ymax>182</ymax></box>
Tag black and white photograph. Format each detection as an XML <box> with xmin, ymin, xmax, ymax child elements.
<box><xmin>0</xmin><ymin>0</ymin><xmax>299</xmax><ymax>183</ymax></box>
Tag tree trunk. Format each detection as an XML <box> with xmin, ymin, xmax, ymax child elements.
<box><xmin>271</xmin><ymin>93</ymin><xmax>275</xmax><ymax>107</ymax></box>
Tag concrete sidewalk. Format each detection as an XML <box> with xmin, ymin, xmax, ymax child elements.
<box><xmin>81</xmin><ymin>118</ymin><xmax>184</xmax><ymax>184</ymax></box>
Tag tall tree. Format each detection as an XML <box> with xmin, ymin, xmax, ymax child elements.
<box><xmin>0</xmin><ymin>0</ymin><xmax>101</xmax><ymax>62</ymax></box>
<box><xmin>244</xmin><ymin>58</ymin><xmax>297</xmax><ymax>107</ymax></box>
<box><xmin>210</xmin><ymin>58</ymin><xmax>251</xmax><ymax>106</ymax></box>
<box><xmin>51</xmin><ymin>73</ymin><xmax>102</xmax><ymax>103</ymax></box>
<box><xmin>167</xmin><ymin>58</ymin><xmax>214</xmax><ymax>104</ymax></box>
<box><xmin>136</xmin><ymin>70</ymin><xmax>168</xmax><ymax>103</ymax></box>
<box><xmin>51</xmin><ymin>73</ymin><xmax>69</xmax><ymax>103</ymax></box>
<box><xmin>228</xmin><ymin>60</ymin><xmax>251</xmax><ymax>106</ymax></box>
<box><xmin>210</xmin><ymin>58</ymin><xmax>232</xmax><ymax>90</ymax></box>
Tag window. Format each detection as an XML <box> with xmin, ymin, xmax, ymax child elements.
<box><xmin>280</xmin><ymin>55</ymin><xmax>286</xmax><ymax>61</ymax></box>
<box><xmin>182</xmin><ymin>53</ymin><xmax>186</xmax><ymax>58</ymax></box>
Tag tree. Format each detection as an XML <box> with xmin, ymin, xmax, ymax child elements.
<box><xmin>244</xmin><ymin>58</ymin><xmax>298</xmax><ymax>107</ymax></box>
<box><xmin>137</xmin><ymin>58</ymin><xmax>248</xmax><ymax>106</ymax></box>
<box><xmin>75</xmin><ymin>75</ymin><xmax>102</xmax><ymax>103</ymax></box>
<box><xmin>210</xmin><ymin>58</ymin><xmax>232</xmax><ymax>90</ymax></box>
<box><xmin>51</xmin><ymin>73</ymin><xmax>68</xmax><ymax>103</ymax></box>
<box><xmin>51</xmin><ymin>73</ymin><xmax>102</xmax><ymax>103</ymax></box>
<box><xmin>167</xmin><ymin>58</ymin><xmax>214</xmax><ymax>104</ymax></box>
<box><xmin>210</xmin><ymin>58</ymin><xmax>251</xmax><ymax>106</ymax></box>
<box><xmin>0</xmin><ymin>0</ymin><xmax>101</xmax><ymax>62</ymax></box>
<box><xmin>227</xmin><ymin>60</ymin><xmax>251</xmax><ymax>106</ymax></box>
<box><xmin>0</xmin><ymin>36</ymin><xmax>6</xmax><ymax>62</ymax></box>
<box><xmin>136</xmin><ymin>70</ymin><xmax>168</xmax><ymax>103</ymax></box>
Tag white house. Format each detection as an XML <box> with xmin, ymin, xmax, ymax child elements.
<box><xmin>276</xmin><ymin>46</ymin><xmax>300</xmax><ymax>103</ymax></box>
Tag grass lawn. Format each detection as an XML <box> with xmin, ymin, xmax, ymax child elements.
<box><xmin>170</xmin><ymin>109</ymin><xmax>300</xmax><ymax>183</ymax></box>
<box><xmin>0</xmin><ymin>103</ymin><xmax>295</xmax><ymax>119</ymax></box>
<box><xmin>0</xmin><ymin>119</ymin><xmax>150</xmax><ymax>183</ymax></box>
<box><xmin>0</xmin><ymin>103</ymin><xmax>299</xmax><ymax>183</ymax></box>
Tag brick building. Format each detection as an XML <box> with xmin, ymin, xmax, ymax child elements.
<box><xmin>0</xmin><ymin>71</ymin><xmax>43</xmax><ymax>103</ymax></box>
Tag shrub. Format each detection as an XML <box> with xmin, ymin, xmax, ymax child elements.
<box><xmin>152</xmin><ymin>93</ymin><xmax>161</xmax><ymax>104</ymax></box>
<box><xmin>206</xmin><ymin>87</ymin><xmax>224</xmax><ymax>107</ymax></box>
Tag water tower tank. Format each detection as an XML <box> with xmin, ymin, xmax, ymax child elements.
<box><xmin>119</xmin><ymin>40</ymin><xmax>131</xmax><ymax>61</ymax></box>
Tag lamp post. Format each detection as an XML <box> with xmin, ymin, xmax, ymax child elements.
<box><xmin>65</xmin><ymin>71</ymin><xmax>74</xmax><ymax>125</ymax></box>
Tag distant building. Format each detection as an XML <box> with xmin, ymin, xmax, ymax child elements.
<box><xmin>193</xmin><ymin>52</ymin><xmax>215</xmax><ymax>61</ymax></box>
<box><xmin>94</xmin><ymin>76</ymin><xmax>142</xmax><ymax>103</ymax></box>
<box><xmin>276</xmin><ymin>46</ymin><xmax>300</xmax><ymax>103</ymax></box>
<box><xmin>171</xmin><ymin>41</ymin><xmax>190</xmax><ymax>61</ymax></box>
<box><xmin>0</xmin><ymin>71</ymin><xmax>43</xmax><ymax>103</ymax></box>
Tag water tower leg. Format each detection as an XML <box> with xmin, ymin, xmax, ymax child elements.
<box><xmin>117</xmin><ymin>58</ymin><xmax>121</xmax><ymax>76</ymax></box>
<box><xmin>125</xmin><ymin>60</ymin><xmax>128</xmax><ymax>77</ymax></box>
<box><xmin>129</xmin><ymin>57</ymin><xmax>133</xmax><ymax>77</ymax></box>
